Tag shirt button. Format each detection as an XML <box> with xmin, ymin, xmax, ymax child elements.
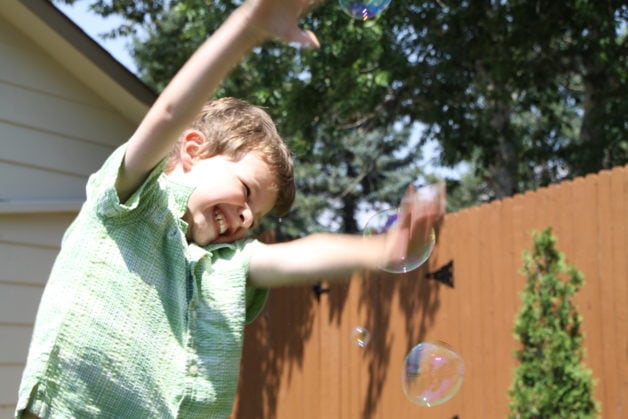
<box><xmin>188</xmin><ymin>364</ymin><xmax>199</xmax><ymax>376</ymax></box>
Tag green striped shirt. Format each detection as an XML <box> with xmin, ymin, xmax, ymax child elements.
<box><xmin>17</xmin><ymin>144</ymin><xmax>268</xmax><ymax>418</ymax></box>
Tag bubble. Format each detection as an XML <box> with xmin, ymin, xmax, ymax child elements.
<box><xmin>352</xmin><ymin>326</ymin><xmax>371</xmax><ymax>348</ymax></box>
<box><xmin>362</xmin><ymin>208</ymin><xmax>436</xmax><ymax>273</ymax></box>
<box><xmin>339</xmin><ymin>0</ymin><xmax>392</xmax><ymax>21</ymax></box>
<box><xmin>402</xmin><ymin>341</ymin><xmax>464</xmax><ymax>407</ymax></box>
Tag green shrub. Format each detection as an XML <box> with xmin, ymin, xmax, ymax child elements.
<box><xmin>509</xmin><ymin>228</ymin><xmax>599</xmax><ymax>418</ymax></box>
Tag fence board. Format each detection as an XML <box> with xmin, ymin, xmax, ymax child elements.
<box><xmin>573</xmin><ymin>176</ymin><xmax>605</xmax><ymax>407</ymax></box>
<box><xmin>609</xmin><ymin>166</ymin><xmax>627</xmax><ymax>418</ymax></box>
<box><xmin>490</xmin><ymin>200</ymin><xmax>510</xmax><ymax>416</ymax></box>
<box><xmin>597</xmin><ymin>170</ymin><xmax>618</xmax><ymax>417</ymax></box>
<box><xmin>478</xmin><ymin>203</ymin><xmax>495</xmax><ymax>418</ymax></box>
<box><xmin>320</xmin><ymin>281</ymin><xmax>341</xmax><ymax>419</ymax></box>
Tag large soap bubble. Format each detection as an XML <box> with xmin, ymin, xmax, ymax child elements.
<box><xmin>402</xmin><ymin>341</ymin><xmax>464</xmax><ymax>407</ymax></box>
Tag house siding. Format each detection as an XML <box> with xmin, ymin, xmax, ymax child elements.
<box><xmin>0</xmin><ymin>10</ymin><xmax>139</xmax><ymax>415</ymax></box>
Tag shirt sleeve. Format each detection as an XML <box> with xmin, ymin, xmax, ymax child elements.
<box><xmin>245</xmin><ymin>286</ymin><xmax>269</xmax><ymax>324</ymax></box>
<box><xmin>85</xmin><ymin>143</ymin><xmax>168</xmax><ymax>219</ymax></box>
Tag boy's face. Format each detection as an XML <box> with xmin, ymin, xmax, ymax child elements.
<box><xmin>181</xmin><ymin>152</ymin><xmax>277</xmax><ymax>246</ymax></box>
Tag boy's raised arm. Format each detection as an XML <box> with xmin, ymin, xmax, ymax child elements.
<box><xmin>115</xmin><ymin>0</ymin><xmax>320</xmax><ymax>202</ymax></box>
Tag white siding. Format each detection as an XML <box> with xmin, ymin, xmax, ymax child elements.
<box><xmin>0</xmin><ymin>284</ymin><xmax>41</xmax><ymax>326</ymax></box>
<box><xmin>0</xmin><ymin>121</ymin><xmax>113</xmax><ymax>177</ymax></box>
<box><xmin>0</xmin><ymin>17</ymin><xmax>104</xmax><ymax>105</ymax></box>
<box><xmin>0</xmin><ymin>213</ymin><xmax>76</xmax><ymax>249</ymax></box>
<box><xmin>0</xmin><ymin>242</ymin><xmax>57</xmax><ymax>287</ymax></box>
<box><xmin>0</xmin><ymin>367</ymin><xmax>25</xmax><ymax>413</ymax></box>
<box><xmin>0</xmin><ymin>10</ymin><xmax>142</xmax><ymax>416</ymax></box>
<box><xmin>0</xmin><ymin>14</ymin><xmax>136</xmax><ymax>203</ymax></box>
<box><xmin>0</xmin><ymin>162</ymin><xmax>88</xmax><ymax>201</ymax></box>
<box><xmin>0</xmin><ymin>212</ymin><xmax>75</xmax><ymax>416</ymax></box>
<box><xmin>0</xmin><ymin>81</ymin><xmax>132</xmax><ymax>148</ymax></box>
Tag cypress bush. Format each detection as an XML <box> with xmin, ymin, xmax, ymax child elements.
<box><xmin>509</xmin><ymin>228</ymin><xmax>599</xmax><ymax>418</ymax></box>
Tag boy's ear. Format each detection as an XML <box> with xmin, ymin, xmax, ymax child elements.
<box><xmin>180</xmin><ymin>130</ymin><xmax>206</xmax><ymax>172</ymax></box>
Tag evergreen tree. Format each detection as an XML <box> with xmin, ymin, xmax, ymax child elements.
<box><xmin>509</xmin><ymin>228</ymin><xmax>599</xmax><ymax>418</ymax></box>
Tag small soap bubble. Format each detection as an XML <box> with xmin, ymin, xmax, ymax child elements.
<box><xmin>362</xmin><ymin>208</ymin><xmax>435</xmax><ymax>274</ymax></box>
<box><xmin>402</xmin><ymin>341</ymin><xmax>464</xmax><ymax>407</ymax></box>
<box><xmin>352</xmin><ymin>326</ymin><xmax>371</xmax><ymax>348</ymax></box>
<box><xmin>339</xmin><ymin>0</ymin><xmax>392</xmax><ymax>21</ymax></box>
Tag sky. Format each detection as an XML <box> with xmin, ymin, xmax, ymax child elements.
<box><xmin>54</xmin><ymin>1</ymin><xmax>138</xmax><ymax>74</ymax></box>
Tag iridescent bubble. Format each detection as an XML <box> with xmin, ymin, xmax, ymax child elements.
<box><xmin>339</xmin><ymin>0</ymin><xmax>392</xmax><ymax>21</ymax></box>
<box><xmin>362</xmin><ymin>182</ymin><xmax>444</xmax><ymax>273</ymax></box>
<box><xmin>352</xmin><ymin>326</ymin><xmax>371</xmax><ymax>348</ymax></box>
<box><xmin>402</xmin><ymin>341</ymin><xmax>464</xmax><ymax>407</ymax></box>
<box><xmin>362</xmin><ymin>208</ymin><xmax>436</xmax><ymax>274</ymax></box>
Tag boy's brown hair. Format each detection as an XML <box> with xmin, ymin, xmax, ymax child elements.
<box><xmin>166</xmin><ymin>97</ymin><xmax>295</xmax><ymax>217</ymax></box>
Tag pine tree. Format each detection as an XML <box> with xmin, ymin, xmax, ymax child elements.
<box><xmin>509</xmin><ymin>228</ymin><xmax>599</xmax><ymax>418</ymax></box>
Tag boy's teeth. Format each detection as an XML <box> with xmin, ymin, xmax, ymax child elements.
<box><xmin>215</xmin><ymin>210</ymin><xmax>227</xmax><ymax>235</ymax></box>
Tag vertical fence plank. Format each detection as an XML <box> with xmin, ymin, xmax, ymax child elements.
<box><xmin>342</xmin><ymin>282</ymin><xmax>353</xmax><ymax>419</ymax></box>
<box><xmin>478</xmin><ymin>202</ymin><xmax>497</xmax><ymax>416</ymax></box>
<box><xmin>489</xmin><ymin>200</ymin><xmax>511</xmax><ymax>416</ymax></box>
<box><xmin>451</xmin><ymin>208</ymin><xmax>468</xmax><ymax>416</ymax></box>
<box><xmin>443</xmin><ymin>209</ymin><xmax>466</xmax><ymax>415</ymax></box>
<box><xmin>510</xmin><ymin>192</ymin><xmax>527</xmax><ymax>317</ymax></box>
<box><xmin>466</xmin><ymin>207</ymin><xmax>483</xmax><ymax>417</ymax></box>
<box><xmin>441</xmin><ymin>212</ymin><xmax>465</xmax><ymax>418</ymax></box>
<box><xmin>319</xmin><ymin>282</ymin><xmax>340</xmax><ymax>419</ymax></box>
<box><xmin>499</xmin><ymin>196</ymin><xmax>518</xmax><ymax>417</ymax></box>
<box><xmin>610</xmin><ymin>166</ymin><xmax>627</xmax><ymax>418</ymax></box>
<box><xmin>309</xmin><ymin>291</ymin><xmax>323</xmax><ymax>419</ymax></box>
<box><xmin>573</xmin><ymin>175</ymin><xmax>606</xmax><ymax>410</ymax></box>
<box><xmin>554</xmin><ymin>179</ymin><xmax>575</xmax><ymax>263</ymax></box>
<box><xmin>596</xmin><ymin>170</ymin><xmax>619</xmax><ymax>416</ymax></box>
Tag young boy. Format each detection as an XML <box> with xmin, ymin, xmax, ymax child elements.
<box><xmin>16</xmin><ymin>0</ymin><xmax>444</xmax><ymax>417</ymax></box>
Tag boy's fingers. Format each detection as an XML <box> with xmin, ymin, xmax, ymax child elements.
<box><xmin>292</xmin><ymin>0</ymin><xmax>324</xmax><ymax>47</ymax></box>
<box><xmin>436</xmin><ymin>182</ymin><xmax>446</xmax><ymax>214</ymax></box>
<box><xmin>289</xmin><ymin>29</ymin><xmax>320</xmax><ymax>48</ymax></box>
<box><xmin>400</xmin><ymin>184</ymin><xmax>417</xmax><ymax>207</ymax></box>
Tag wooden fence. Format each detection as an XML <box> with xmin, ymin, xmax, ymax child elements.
<box><xmin>233</xmin><ymin>165</ymin><xmax>627</xmax><ymax>419</ymax></box>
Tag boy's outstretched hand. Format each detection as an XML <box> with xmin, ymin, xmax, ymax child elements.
<box><xmin>242</xmin><ymin>0</ymin><xmax>323</xmax><ymax>48</ymax></box>
<box><xmin>381</xmin><ymin>183</ymin><xmax>447</xmax><ymax>273</ymax></box>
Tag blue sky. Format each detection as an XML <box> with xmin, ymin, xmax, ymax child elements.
<box><xmin>55</xmin><ymin>1</ymin><xmax>138</xmax><ymax>74</ymax></box>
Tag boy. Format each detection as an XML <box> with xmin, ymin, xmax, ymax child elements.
<box><xmin>16</xmin><ymin>0</ymin><xmax>444</xmax><ymax>417</ymax></box>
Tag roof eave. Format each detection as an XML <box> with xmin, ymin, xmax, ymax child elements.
<box><xmin>1</xmin><ymin>0</ymin><xmax>157</xmax><ymax>124</ymax></box>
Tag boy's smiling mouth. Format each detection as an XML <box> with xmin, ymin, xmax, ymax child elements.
<box><xmin>214</xmin><ymin>208</ymin><xmax>228</xmax><ymax>235</ymax></box>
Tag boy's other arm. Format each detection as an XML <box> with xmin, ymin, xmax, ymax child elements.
<box><xmin>248</xmin><ymin>184</ymin><xmax>445</xmax><ymax>288</ymax></box>
<box><xmin>248</xmin><ymin>233</ymin><xmax>386</xmax><ymax>288</ymax></box>
<box><xmin>115</xmin><ymin>0</ymin><xmax>320</xmax><ymax>202</ymax></box>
